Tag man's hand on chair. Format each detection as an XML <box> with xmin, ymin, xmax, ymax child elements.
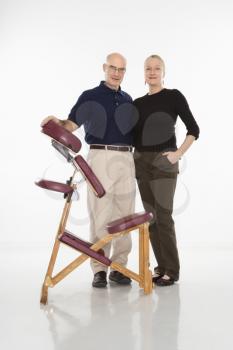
<box><xmin>40</xmin><ymin>116</ymin><xmax>78</xmax><ymax>132</ymax></box>
<box><xmin>40</xmin><ymin>115</ymin><xmax>60</xmax><ymax>127</ymax></box>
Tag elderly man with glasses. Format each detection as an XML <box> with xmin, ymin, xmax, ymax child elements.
<box><xmin>41</xmin><ymin>53</ymin><xmax>137</xmax><ymax>288</ymax></box>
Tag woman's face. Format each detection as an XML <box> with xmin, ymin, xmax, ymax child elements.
<box><xmin>144</xmin><ymin>57</ymin><xmax>164</xmax><ymax>87</ymax></box>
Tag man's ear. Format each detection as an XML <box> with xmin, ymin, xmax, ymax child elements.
<box><xmin>103</xmin><ymin>63</ymin><xmax>106</xmax><ymax>72</ymax></box>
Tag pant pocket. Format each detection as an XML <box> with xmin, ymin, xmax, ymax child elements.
<box><xmin>157</xmin><ymin>154</ymin><xmax>179</xmax><ymax>174</ymax></box>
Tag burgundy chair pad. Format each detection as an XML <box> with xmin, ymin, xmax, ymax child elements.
<box><xmin>42</xmin><ymin>120</ymin><xmax>82</xmax><ymax>153</ymax></box>
<box><xmin>74</xmin><ymin>155</ymin><xmax>105</xmax><ymax>198</ymax></box>
<box><xmin>59</xmin><ymin>231</ymin><xmax>111</xmax><ymax>266</ymax></box>
<box><xmin>60</xmin><ymin>231</ymin><xmax>105</xmax><ymax>255</ymax></box>
<box><xmin>107</xmin><ymin>211</ymin><xmax>153</xmax><ymax>234</ymax></box>
<box><xmin>35</xmin><ymin>179</ymin><xmax>73</xmax><ymax>194</ymax></box>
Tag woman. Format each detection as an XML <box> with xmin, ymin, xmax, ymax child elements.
<box><xmin>133</xmin><ymin>55</ymin><xmax>200</xmax><ymax>286</ymax></box>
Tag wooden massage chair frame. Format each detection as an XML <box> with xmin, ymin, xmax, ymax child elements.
<box><xmin>36</xmin><ymin>120</ymin><xmax>153</xmax><ymax>305</ymax></box>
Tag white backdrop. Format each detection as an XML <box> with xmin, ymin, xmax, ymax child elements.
<box><xmin>1</xmin><ymin>0</ymin><xmax>233</xmax><ymax>249</ymax></box>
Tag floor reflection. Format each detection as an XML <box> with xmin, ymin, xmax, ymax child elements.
<box><xmin>42</xmin><ymin>283</ymin><xmax>180</xmax><ymax>350</ymax></box>
<box><xmin>139</xmin><ymin>284</ymin><xmax>180</xmax><ymax>350</ymax></box>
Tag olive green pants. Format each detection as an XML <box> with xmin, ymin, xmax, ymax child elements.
<box><xmin>134</xmin><ymin>150</ymin><xmax>180</xmax><ymax>281</ymax></box>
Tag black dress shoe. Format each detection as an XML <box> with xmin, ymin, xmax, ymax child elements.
<box><xmin>152</xmin><ymin>274</ymin><xmax>164</xmax><ymax>283</ymax></box>
<box><xmin>156</xmin><ymin>276</ymin><xmax>175</xmax><ymax>287</ymax></box>
<box><xmin>92</xmin><ymin>271</ymin><xmax>107</xmax><ymax>288</ymax></box>
<box><xmin>109</xmin><ymin>271</ymin><xmax>132</xmax><ymax>285</ymax></box>
<box><xmin>152</xmin><ymin>266</ymin><xmax>164</xmax><ymax>284</ymax></box>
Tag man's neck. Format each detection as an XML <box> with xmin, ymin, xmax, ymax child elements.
<box><xmin>104</xmin><ymin>82</ymin><xmax>119</xmax><ymax>91</ymax></box>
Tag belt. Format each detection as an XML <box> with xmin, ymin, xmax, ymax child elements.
<box><xmin>90</xmin><ymin>145</ymin><xmax>133</xmax><ymax>152</ymax></box>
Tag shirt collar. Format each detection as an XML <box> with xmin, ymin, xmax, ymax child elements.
<box><xmin>99</xmin><ymin>81</ymin><xmax>123</xmax><ymax>95</ymax></box>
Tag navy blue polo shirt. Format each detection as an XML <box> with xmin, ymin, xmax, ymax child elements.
<box><xmin>68</xmin><ymin>81</ymin><xmax>138</xmax><ymax>145</ymax></box>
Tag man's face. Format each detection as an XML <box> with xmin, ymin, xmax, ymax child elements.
<box><xmin>103</xmin><ymin>55</ymin><xmax>126</xmax><ymax>90</ymax></box>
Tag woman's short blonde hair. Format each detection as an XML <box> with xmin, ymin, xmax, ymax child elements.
<box><xmin>144</xmin><ymin>54</ymin><xmax>165</xmax><ymax>75</ymax></box>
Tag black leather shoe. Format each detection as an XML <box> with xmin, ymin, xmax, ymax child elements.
<box><xmin>152</xmin><ymin>274</ymin><xmax>164</xmax><ymax>283</ymax></box>
<box><xmin>152</xmin><ymin>267</ymin><xmax>163</xmax><ymax>284</ymax></box>
<box><xmin>92</xmin><ymin>271</ymin><xmax>107</xmax><ymax>288</ymax></box>
<box><xmin>156</xmin><ymin>276</ymin><xmax>175</xmax><ymax>287</ymax></box>
<box><xmin>109</xmin><ymin>271</ymin><xmax>132</xmax><ymax>285</ymax></box>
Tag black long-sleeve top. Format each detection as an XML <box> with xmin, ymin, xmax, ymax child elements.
<box><xmin>133</xmin><ymin>88</ymin><xmax>200</xmax><ymax>152</ymax></box>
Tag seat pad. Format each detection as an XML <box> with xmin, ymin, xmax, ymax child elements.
<box><xmin>107</xmin><ymin>211</ymin><xmax>153</xmax><ymax>234</ymax></box>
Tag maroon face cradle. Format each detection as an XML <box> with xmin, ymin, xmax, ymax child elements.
<box><xmin>42</xmin><ymin>119</ymin><xmax>82</xmax><ymax>153</ymax></box>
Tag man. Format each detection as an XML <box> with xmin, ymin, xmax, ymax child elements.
<box><xmin>41</xmin><ymin>53</ymin><xmax>137</xmax><ymax>288</ymax></box>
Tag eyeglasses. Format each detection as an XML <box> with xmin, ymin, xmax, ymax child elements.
<box><xmin>106</xmin><ymin>64</ymin><xmax>126</xmax><ymax>74</ymax></box>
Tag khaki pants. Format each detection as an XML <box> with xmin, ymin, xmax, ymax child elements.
<box><xmin>134</xmin><ymin>150</ymin><xmax>180</xmax><ymax>281</ymax></box>
<box><xmin>87</xmin><ymin>149</ymin><xmax>136</xmax><ymax>274</ymax></box>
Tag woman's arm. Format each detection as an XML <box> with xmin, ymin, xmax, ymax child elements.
<box><xmin>163</xmin><ymin>135</ymin><xmax>195</xmax><ymax>164</ymax></box>
<box><xmin>163</xmin><ymin>90</ymin><xmax>199</xmax><ymax>164</ymax></box>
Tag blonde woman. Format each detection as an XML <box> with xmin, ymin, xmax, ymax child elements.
<box><xmin>133</xmin><ymin>55</ymin><xmax>200</xmax><ymax>286</ymax></box>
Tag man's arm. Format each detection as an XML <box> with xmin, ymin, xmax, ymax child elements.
<box><xmin>40</xmin><ymin>115</ymin><xmax>78</xmax><ymax>132</ymax></box>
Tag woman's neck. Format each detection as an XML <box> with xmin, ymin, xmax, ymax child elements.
<box><xmin>148</xmin><ymin>85</ymin><xmax>164</xmax><ymax>95</ymax></box>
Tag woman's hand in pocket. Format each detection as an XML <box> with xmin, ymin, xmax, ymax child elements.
<box><xmin>162</xmin><ymin>151</ymin><xmax>181</xmax><ymax>164</ymax></box>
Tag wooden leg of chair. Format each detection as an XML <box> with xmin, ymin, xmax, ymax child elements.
<box><xmin>40</xmin><ymin>285</ymin><xmax>48</xmax><ymax>305</ymax></box>
<box><xmin>40</xmin><ymin>239</ymin><xmax>61</xmax><ymax>304</ymax></box>
<box><xmin>40</xmin><ymin>190</ymin><xmax>73</xmax><ymax>304</ymax></box>
<box><xmin>139</xmin><ymin>225</ymin><xmax>144</xmax><ymax>288</ymax></box>
<box><xmin>143</xmin><ymin>223</ymin><xmax>153</xmax><ymax>294</ymax></box>
<box><xmin>46</xmin><ymin>239</ymin><xmax>61</xmax><ymax>277</ymax></box>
